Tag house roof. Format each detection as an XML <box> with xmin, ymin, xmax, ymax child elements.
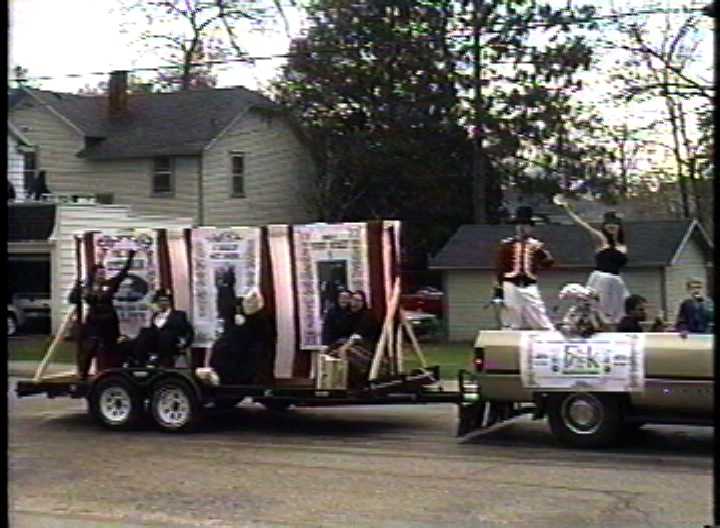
<box><xmin>10</xmin><ymin>86</ymin><xmax>277</xmax><ymax>160</ymax></box>
<box><xmin>430</xmin><ymin>220</ymin><xmax>712</xmax><ymax>270</ymax></box>
<box><xmin>8</xmin><ymin>204</ymin><xmax>56</xmax><ymax>242</ymax></box>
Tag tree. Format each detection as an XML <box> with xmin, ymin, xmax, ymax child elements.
<box><xmin>602</xmin><ymin>3</ymin><xmax>714</xmax><ymax>223</ymax></box>
<box><xmin>120</xmin><ymin>0</ymin><xmax>295</xmax><ymax>91</ymax></box>
<box><xmin>274</xmin><ymin>1</ymin><xmax>472</xmax><ymax>255</ymax></box>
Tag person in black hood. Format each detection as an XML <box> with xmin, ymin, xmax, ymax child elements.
<box><xmin>322</xmin><ymin>288</ymin><xmax>352</xmax><ymax>346</ymax></box>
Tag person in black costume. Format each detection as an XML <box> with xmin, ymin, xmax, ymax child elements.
<box><xmin>129</xmin><ymin>289</ymin><xmax>194</xmax><ymax>367</ymax></box>
<box><xmin>216</xmin><ymin>267</ymin><xmax>237</xmax><ymax>333</ymax></box>
<box><xmin>69</xmin><ymin>249</ymin><xmax>136</xmax><ymax>379</ymax></box>
<box><xmin>321</xmin><ymin>289</ymin><xmax>352</xmax><ymax>346</ymax></box>
<box><xmin>346</xmin><ymin>290</ymin><xmax>381</xmax><ymax>347</ymax></box>
<box><xmin>558</xmin><ymin>197</ymin><xmax>629</xmax><ymax>325</ymax></box>
<box><xmin>208</xmin><ymin>289</ymin><xmax>276</xmax><ymax>385</ymax></box>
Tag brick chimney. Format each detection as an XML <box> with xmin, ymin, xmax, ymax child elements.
<box><xmin>108</xmin><ymin>70</ymin><xmax>128</xmax><ymax>118</ymax></box>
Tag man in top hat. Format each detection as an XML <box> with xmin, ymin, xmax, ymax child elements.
<box><xmin>133</xmin><ymin>289</ymin><xmax>194</xmax><ymax>367</ymax></box>
<box><xmin>494</xmin><ymin>206</ymin><xmax>555</xmax><ymax>330</ymax></box>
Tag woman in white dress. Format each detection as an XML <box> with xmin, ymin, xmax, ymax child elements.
<box><xmin>556</xmin><ymin>196</ymin><xmax>629</xmax><ymax>325</ymax></box>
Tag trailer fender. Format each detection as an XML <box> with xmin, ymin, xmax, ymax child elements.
<box><xmin>148</xmin><ymin>371</ymin><xmax>208</xmax><ymax>405</ymax></box>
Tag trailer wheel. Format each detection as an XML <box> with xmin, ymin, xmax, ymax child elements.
<box><xmin>547</xmin><ymin>392</ymin><xmax>622</xmax><ymax>448</ymax></box>
<box><xmin>89</xmin><ymin>376</ymin><xmax>145</xmax><ymax>430</ymax></box>
<box><xmin>150</xmin><ymin>378</ymin><xmax>203</xmax><ymax>432</ymax></box>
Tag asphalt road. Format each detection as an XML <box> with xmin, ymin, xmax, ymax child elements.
<box><xmin>8</xmin><ymin>377</ymin><xmax>714</xmax><ymax>528</ymax></box>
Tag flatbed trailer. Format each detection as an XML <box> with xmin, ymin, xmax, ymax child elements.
<box><xmin>15</xmin><ymin>365</ymin><xmax>466</xmax><ymax>433</ymax></box>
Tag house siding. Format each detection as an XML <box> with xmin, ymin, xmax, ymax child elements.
<box><xmin>7</xmin><ymin>133</ymin><xmax>25</xmax><ymax>198</ymax></box>
<box><xmin>665</xmin><ymin>234</ymin><xmax>710</xmax><ymax>322</ymax></box>
<box><xmin>50</xmin><ymin>204</ymin><xmax>193</xmax><ymax>334</ymax></box>
<box><xmin>202</xmin><ymin>111</ymin><xmax>316</xmax><ymax>226</ymax></box>
<box><xmin>444</xmin><ymin>269</ymin><xmax>591</xmax><ymax>341</ymax></box>
<box><xmin>10</xmin><ymin>102</ymin><xmax>200</xmax><ymax>221</ymax></box>
<box><xmin>443</xmin><ymin>267</ymin><xmax>664</xmax><ymax>341</ymax></box>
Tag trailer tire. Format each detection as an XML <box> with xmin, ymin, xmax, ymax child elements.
<box><xmin>547</xmin><ymin>392</ymin><xmax>622</xmax><ymax>448</ymax></box>
<box><xmin>150</xmin><ymin>378</ymin><xmax>203</xmax><ymax>433</ymax></box>
<box><xmin>89</xmin><ymin>376</ymin><xmax>145</xmax><ymax>430</ymax></box>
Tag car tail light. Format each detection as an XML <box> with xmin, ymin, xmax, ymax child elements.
<box><xmin>473</xmin><ymin>347</ymin><xmax>485</xmax><ymax>372</ymax></box>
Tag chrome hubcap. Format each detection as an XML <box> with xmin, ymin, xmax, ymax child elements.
<box><xmin>562</xmin><ymin>395</ymin><xmax>603</xmax><ymax>435</ymax></box>
<box><xmin>100</xmin><ymin>387</ymin><xmax>132</xmax><ymax>424</ymax></box>
<box><xmin>156</xmin><ymin>387</ymin><xmax>191</xmax><ymax>428</ymax></box>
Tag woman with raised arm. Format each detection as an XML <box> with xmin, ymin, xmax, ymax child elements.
<box><xmin>69</xmin><ymin>249</ymin><xmax>137</xmax><ymax>378</ymax></box>
<box><xmin>556</xmin><ymin>195</ymin><xmax>629</xmax><ymax>325</ymax></box>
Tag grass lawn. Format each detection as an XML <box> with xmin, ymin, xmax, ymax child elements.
<box><xmin>8</xmin><ymin>337</ymin><xmax>76</xmax><ymax>363</ymax></box>
<box><xmin>404</xmin><ymin>341</ymin><xmax>474</xmax><ymax>379</ymax></box>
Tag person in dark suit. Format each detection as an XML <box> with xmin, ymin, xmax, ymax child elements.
<box><xmin>68</xmin><ymin>249</ymin><xmax>136</xmax><ymax>379</ymax></box>
<box><xmin>133</xmin><ymin>289</ymin><xmax>194</xmax><ymax>367</ymax></box>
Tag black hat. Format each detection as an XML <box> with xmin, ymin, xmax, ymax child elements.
<box><xmin>152</xmin><ymin>289</ymin><xmax>173</xmax><ymax>303</ymax></box>
<box><xmin>512</xmin><ymin>206</ymin><xmax>535</xmax><ymax>225</ymax></box>
<box><xmin>602</xmin><ymin>211</ymin><xmax>622</xmax><ymax>225</ymax></box>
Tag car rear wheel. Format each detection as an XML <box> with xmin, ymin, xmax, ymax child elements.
<box><xmin>547</xmin><ymin>392</ymin><xmax>622</xmax><ymax>448</ymax></box>
<box><xmin>150</xmin><ymin>378</ymin><xmax>203</xmax><ymax>432</ymax></box>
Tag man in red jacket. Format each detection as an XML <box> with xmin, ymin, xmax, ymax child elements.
<box><xmin>495</xmin><ymin>206</ymin><xmax>555</xmax><ymax>331</ymax></box>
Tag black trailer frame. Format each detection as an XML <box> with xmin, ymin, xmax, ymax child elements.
<box><xmin>16</xmin><ymin>365</ymin><xmax>466</xmax><ymax>432</ymax></box>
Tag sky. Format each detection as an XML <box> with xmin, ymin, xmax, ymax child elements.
<box><xmin>8</xmin><ymin>0</ymin><xmax>306</xmax><ymax>93</ymax></box>
<box><xmin>8</xmin><ymin>0</ymin><xmax>713</xmax><ymax>163</ymax></box>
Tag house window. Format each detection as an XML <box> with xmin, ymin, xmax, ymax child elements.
<box><xmin>23</xmin><ymin>150</ymin><xmax>37</xmax><ymax>196</ymax></box>
<box><xmin>152</xmin><ymin>156</ymin><xmax>174</xmax><ymax>196</ymax></box>
<box><xmin>230</xmin><ymin>153</ymin><xmax>245</xmax><ymax>198</ymax></box>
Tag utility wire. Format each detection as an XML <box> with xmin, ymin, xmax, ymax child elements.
<box><xmin>8</xmin><ymin>6</ymin><xmax>707</xmax><ymax>84</ymax></box>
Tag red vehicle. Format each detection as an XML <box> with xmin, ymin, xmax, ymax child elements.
<box><xmin>400</xmin><ymin>287</ymin><xmax>443</xmax><ymax>318</ymax></box>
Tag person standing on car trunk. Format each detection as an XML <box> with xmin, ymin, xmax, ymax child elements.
<box><xmin>69</xmin><ymin>249</ymin><xmax>136</xmax><ymax>379</ymax></box>
<box><xmin>495</xmin><ymin>206</ymin><xmax>555</xmax><ymax>330</ymax></box>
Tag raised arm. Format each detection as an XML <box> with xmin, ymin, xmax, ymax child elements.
<box><xmin>561</xmin><ymin>204</ymin><xmax>605</xmax><ymax>248</ymax></box>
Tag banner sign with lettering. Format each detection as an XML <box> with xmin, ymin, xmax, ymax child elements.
<box><xmin>93</xmin><ymin>231</ymin><xmax>159</xmax><ymax>338</ymax></box>
<box><xmin>293</xmin><ymin>223</ymin><xmax>370</xmax><ymax>349</ymax></box>
<box><xmin>519</xmin><ymin>332</ymin><xmax>645</xmax><ymax>392</ymax></box>
<box><xmin>190</xmin><ymin>227</ymin><xmax>262</xmax><ymax>348</ymax></box>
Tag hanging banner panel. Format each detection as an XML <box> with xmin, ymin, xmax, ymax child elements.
<box><xmin>191</xmin><ymin>227</ymin><xmax>262</xmax><ymax>348</ymax></box>
<box><xmin>293</xmin><ymin>223</ymin><xmax>371</xmax><ymax>350</ymax></box>
<box><xmin>519</xmin><ymin>332</ymin><xmax>646</xmax><ymax>392</ymax></box>
<box><xmin>92</xmin><ymin>231</ymin><xmax>159</xmax><ymax>338</ymax></box>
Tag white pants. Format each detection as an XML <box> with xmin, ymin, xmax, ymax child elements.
<box><xmin>502</xmin><ymin>282</ymin><xmax>554</xmax><ymax>330</ymax></box>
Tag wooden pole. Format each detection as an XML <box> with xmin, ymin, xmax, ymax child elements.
<box><xmin>399</xmin><ymin>308</ymin><xmax>427</xmax><ymax>368</ymax></box>
<box><xmin>33</xmin><ymin>307</ymin><xmax>76</xmax><ymax>382</ymax></box>
<box><xmin>369</xmin><ymin>277</ymin><xmax>401</xmax><ymax>380</ymax></box>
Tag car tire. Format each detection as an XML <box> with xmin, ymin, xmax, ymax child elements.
<box><xmin>150</xmin><ymin>378</ymin><xmax>203</xmax><ymax>433</ymax></box>
<box><xmin>7</xmin><ymin>314</ymin><xmax>18</xmax><ymax>337</ymax></box>
<box><xmin>89</xmin><ymin>376</ymin><xmax>145</xmax><ymax>430</ymax></box>
<box><xmin>547</xmin><ymin>392</ymin><xmax>622</xmax><ymax>448</ymax></box>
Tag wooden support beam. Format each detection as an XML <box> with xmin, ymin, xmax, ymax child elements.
<box><xmin>33</xmin><ymin>307</ymin><xmax>76</xmax><ymax>382</ymax></box>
